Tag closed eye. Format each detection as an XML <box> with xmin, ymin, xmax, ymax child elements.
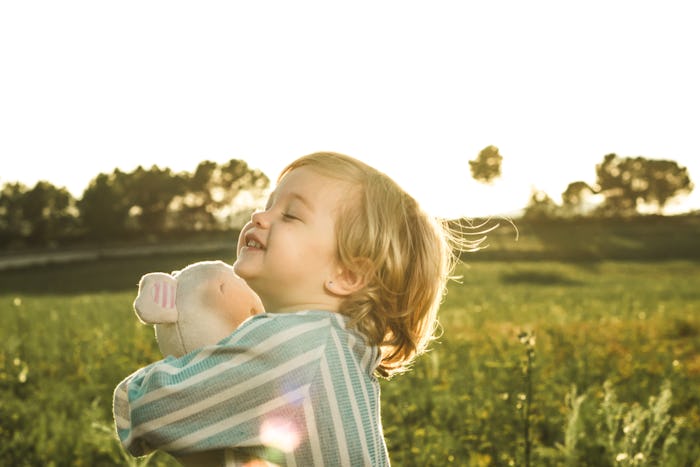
<box><xmin>282</xmin><ymin>213</ymin><xmax>300</xmax><ymax>221</ymax></box>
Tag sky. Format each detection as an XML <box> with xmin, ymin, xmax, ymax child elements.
<box><xmin>1</xmin><ymin>1</ymin><xmax>698</xmax><ymax>219</ymax></box>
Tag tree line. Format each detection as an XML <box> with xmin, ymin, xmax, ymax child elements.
<box><xmin>0</xmin><ymin>159</ymin><xmax>269</xmax><ymax>248</ymax></box>
<box><xmin>469</xmin><ymin>147</ymin><xmax>694</xmax><ymax>219</ymax></box>
<box><xmin>0</xmin><ymin>150</ymin><xmax>695</xmax><ymax>249</ymax></box>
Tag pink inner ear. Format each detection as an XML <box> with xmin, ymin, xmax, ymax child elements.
<box><xmin>152</xmin><ymin>281</ymin><xmax>176</xmax><ymax>309</ymax></box>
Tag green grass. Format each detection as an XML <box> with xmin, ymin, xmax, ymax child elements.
<box><xmin>1</xmin><ymin>251</ymin><xmax>699</xmax><ymax>465</ymax></box>
<box><xmin>384</xmin><ymin>260</ymin><xmax>700</xmax><ymax>466</ymax></box>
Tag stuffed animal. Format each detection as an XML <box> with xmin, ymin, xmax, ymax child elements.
<box><xmin>131</xmin><ymin>260</ymin><xmax>264</xmax><ymax>466</ymax></box>
<box><xmin>134</xmin><ymin>260</ymin><xmax>264</xmax><ymax>358</ymax></box>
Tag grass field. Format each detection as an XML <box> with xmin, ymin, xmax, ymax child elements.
<box><xmin>1</xmin><ymin>221</ymin><xmax>699</xmax><ymax>466</ymax></box>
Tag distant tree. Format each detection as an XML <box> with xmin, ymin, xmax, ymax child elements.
<box><xmin>0</xmin><ymin>181</ymin><xmax>79</xmax><ymax>246</ymax></box>
<box><xmin>643</xmin><ymin>158</ymin><xmax>694</xmax><ymax>210</ymax></box>
<box><xmin>173</xmin><ymin>160</ymin><xmax>218</xmax><ymax>231</ymax></box>
<box><xmin>126</xmin><ymin>165</ymin><xmax>185</xmax><ymax>235</ymax></box>
<box><xmin>595</xmin><ymin>154</ymin><xmax>693</xmax><ymax>216</ymax></box>
<box><xmin>173</xmin><ymin>159</ymin><xmax>269</xmax><ymax>231</ymax></box>
<box><xmin>0</xmin><ymin>182</ymin><xmax>30</xmax><ymax>245</ymax></box>
<box><xmin>78</xmin><ymin>171</ymin><xmax>132</xmax><ymax>239</ymax></box>
<box><xmin>20</xmin><ymin>181</ymin><xmax>78</xmax><ymax>245</ymax></box>
<box><xmin>469</xmin><ymin>145</ymin><xmax>503</xmax><ymax>184</ymax></box>
<box><xmin>79</xmin><ymin>160</ymin><xmax>269</xmax><ymax>238</ymax></box>
<box><xmin>215</xmin><ymin>159</ymin><xmax>269</xmax><ymax>228</ymax></box>
<box><xmin>523</xmin><ymin>189</ymin><xmax>560</xmax><ymax>220</ymax></box>
<box><xmin>561</xmin><ymin>181</ymin><xmax>595</xmax><ymax>217</ymax></box>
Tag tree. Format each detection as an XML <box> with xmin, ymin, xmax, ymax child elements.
<box><xmin>20</xmin><ymin>181</ymin><xmax>78</xmax><ymax>245</ymax></box>
<box><xmin>561</xmin><ymin>181</ymin><xmax>595</xmax><ymax>217</ymax></box>
<box><xmin>643</xmin><ymin>158</ymin><xmax>694</xmax><ymax>210</ymax></box>
<box><xmin>0</xmin><ymin>182</ymin><xmax>30</xmax><ymax>246</ymax></box>
<box><xmin>523</xmin><ymin>189</ymin><xmax>560</xmax><ymax>220</ymax></box>
<box><xmin>173</xmin><ymin>159</ymin><xmax>269</xmax><ymax>231</ymax></box>
<box><xmin>126</xmin><ymin>165</ymin><xmax>185</xmax><ymax>235</ymax></box>
<box><xmin>78</xmin><ymin>160</ymin><xmax>270</xmax><ymax>239</ymax></box>
<box><xmin>174</xmin><ymin>160</ymin><xmax>219</xmax><ymax>231</ymax></box>
<box><xmin>215</xmin><ymin>159</ymin><xmax>269</xmax><ymax>228</ymax></box>
<box><xmin>1</xmin><ymin>181</ymin><xmax>79</xmax><ymax>246</ymax></box>
<box><xmin>469</xmin><ymin>145</ymin><xmax>503</xmax><ymax>184</ymax></box>
<box><xmin>595</xmin><ymin>154</ymin><xmax>693</xmax><ymax>216</ymax></box>
<box><xmin>78</xmin><ymin>171</ymin><xmax>132</xmax><ymax>239</ymax></box>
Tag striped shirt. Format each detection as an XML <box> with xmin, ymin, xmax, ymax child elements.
<box><xmin>113</xmin><ymin>310</ymin><xmax>390</xmax><ymax>466</ymax></box>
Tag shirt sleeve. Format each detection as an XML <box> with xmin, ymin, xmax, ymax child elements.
<box><xmin>113</xmin><ymin>313</ymin><xmax>331</xmax><ymax>457</ymax></box>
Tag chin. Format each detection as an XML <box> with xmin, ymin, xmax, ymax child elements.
<box><xmin>232</xmin><ymin>261</ymin><xmax>246</xmax><ymax>278</ymax></box>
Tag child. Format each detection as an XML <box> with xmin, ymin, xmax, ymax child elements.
<box><xmin>113</xmin><ymin>152</ymin><xmax>457</xmax><ymax>466</ymax></box>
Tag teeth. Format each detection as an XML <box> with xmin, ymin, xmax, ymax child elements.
<box><xmin>247</xmin><ymin>240</ymin><xmax>263</xmax><ymax>249</ymax></box>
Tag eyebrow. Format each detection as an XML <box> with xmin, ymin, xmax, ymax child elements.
<box><xmin>288</xmin><ymin>192</ymin><xmax>314</xmax><ymax>212</ymax></box>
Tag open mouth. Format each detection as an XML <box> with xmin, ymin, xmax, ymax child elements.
<box><xmin>246</xmin><ymin>239</ymin><xmax>264</xmax><ymax>249</ymax></box>
<box><xmin>244</xmin><ymin>233</ymin><xmax>265</xmax><ymax>250</ymax></box>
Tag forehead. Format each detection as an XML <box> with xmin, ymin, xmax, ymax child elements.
<box><xmin>274</xmin><ymin>166</ymin><xmax>352</xmax><ymax>204</ymax></box>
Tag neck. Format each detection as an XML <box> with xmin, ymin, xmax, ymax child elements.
<box><xmin>262</xmin><ymin>297</ymin><xmax>341</xmax><ymax>314</ymax></box>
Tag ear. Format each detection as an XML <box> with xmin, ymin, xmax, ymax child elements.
<box><xmin>133</xmin><ymin>272</ymin><xmax>179</xmax><ymax>324</ymax></box>
<box><xmin>325</xmin><ymin>260</ymin><xmax>370</xmax><ymax>297</ymax></box>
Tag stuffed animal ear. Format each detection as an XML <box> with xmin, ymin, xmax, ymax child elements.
<box><xmin>133</xmin><ymin>272</ymin><xmax>179</xmax><ymax>324</ymax></box>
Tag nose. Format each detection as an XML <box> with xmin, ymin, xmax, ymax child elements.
<box><xmin>251</xmin><ymin>209</ymin><xmax>269</xmax><ymax>228</ymax></box>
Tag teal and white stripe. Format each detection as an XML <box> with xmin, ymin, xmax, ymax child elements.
<box><xmin>114</xmin><ymin>310</ymin><xmax>389</xmax><ymax>466</ymax></box>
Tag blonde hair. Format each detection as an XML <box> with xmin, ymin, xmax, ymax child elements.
<box><xmin>280</xmin><ymin>152</ymin><xmax>456</xmax><ymax>377</ymax></box>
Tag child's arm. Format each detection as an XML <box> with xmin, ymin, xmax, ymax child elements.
<box><xmin>113</xmin><ymin>313</ymin><xmax>330</xmax><ymax>458</ymax></box>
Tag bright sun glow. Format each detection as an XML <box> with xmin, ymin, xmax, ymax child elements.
<box><xmin>1</xmin><ymin>1</ymin><xmax>698</xmax><ymax>219</ymax></box>
<box><xmin>259</xmin><ymin>417</ymin><xmax>301</xmax><ymax>453</ymax></box>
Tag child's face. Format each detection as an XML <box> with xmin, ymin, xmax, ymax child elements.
<box><xmin>234</xmin><ymin>166</ymin><xmax>351</xmax><ymax>312</ymax></box>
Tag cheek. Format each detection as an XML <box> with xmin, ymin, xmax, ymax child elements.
<box><xmin>296</xmin><ymin>231</ymin><xmax>337</xmax><ymax>265</ymax></box>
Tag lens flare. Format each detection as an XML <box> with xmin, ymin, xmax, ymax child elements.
<box><xmin>259</xmin><ymin>417</ymin><xmax>301</xmax><ymax>453</ymax></box>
